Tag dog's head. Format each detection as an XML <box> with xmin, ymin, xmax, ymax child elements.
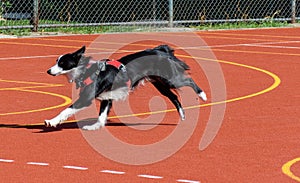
<box><xmin>47</xmin><ymin>46</ymin><xmax>86</xmax><ymax>82</ymax></box>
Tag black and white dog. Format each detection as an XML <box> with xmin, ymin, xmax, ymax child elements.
<box><xmin>45</xmin><ymin>45</ymin><xmax>207</xmax><ymax>130</ymax></box>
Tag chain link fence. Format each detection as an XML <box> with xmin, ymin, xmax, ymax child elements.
<box><xmin>0</xmin><ymin>0</ymin><xmax>299</xmax><ymax>32</ymax></box>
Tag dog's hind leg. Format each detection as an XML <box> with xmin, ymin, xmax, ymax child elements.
<box><xmin>82</xmin><ymin>100</ymin><xmax>112</xmax><ymax>130</ymax></box>
<box><xmin>151</xmin><ymin>81</ymin><xmax>186</xmax><ymax>120</ymax></box>
<box><xmin>175</xmin><ymin>78</ymin><xmax>207</xmax><ymax>102</ymax></box>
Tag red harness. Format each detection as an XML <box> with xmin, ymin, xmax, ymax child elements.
<box><xmin>83</xmin><ymin>76</ymin><xmax>93</xmax><ymax>86</ymax></box>
<box><xmin>82</xmin><ymin>59</ymin><xmax>125</xmax><ymax>87</ymax></box>
<box><xmin>106</xmin><ymin>59</ymin><xmax>123</xmax><ymax>69</ymax></box>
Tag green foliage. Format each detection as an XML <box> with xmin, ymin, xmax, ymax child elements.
<box><xmin>193</xmin><ymin>21</ymin><xmax>289</xmax><ymax>30</ymax></box>
<box><xmin>0</xmin><ymin>18</ymin><xmax>290</xmax><ymax>37</ymax></box>
<box><xmin>0</xmin><ymin>0</ymin><xmax>12</xmax><ymax>16</ymax></box>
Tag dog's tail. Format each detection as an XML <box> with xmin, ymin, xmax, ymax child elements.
<box><xmin>154</xmin><ymin>45</ymin><xmax>190</xmax><ymax>70</ymax></box>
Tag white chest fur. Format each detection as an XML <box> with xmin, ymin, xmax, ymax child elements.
<box><xmin>97</xmin><ymin>87</ymin><xmax>129</xmax><ymax>101</ymax></box>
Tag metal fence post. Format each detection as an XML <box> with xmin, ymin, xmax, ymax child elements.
<box><xmin>169</xmin><ymin>0</ymin><xmax>174</xmax><ymax>28</ymax></box>
<box><xmin>32</xmin><ymin>0</ymin><xmax>39</xmax><ymax>32</ymax></box>
<box><xmin>291</xmin><ymin>0</ymin><xmax>296</xmax><ymax>23</ymax></box>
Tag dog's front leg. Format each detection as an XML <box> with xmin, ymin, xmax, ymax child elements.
<box><xmin>82</xmin><ymin>100</ymin><xmax>112</xmax><ymax>130</ymax></box>
<box><xmin>45</xmin><ymin>86</ymin><xmax>94</xmax><ymax>128</ymax></box>
<box><xmin>45</xmin><ymin>107</ymin><xmax>82</xmax><ymax>127</ymax></box>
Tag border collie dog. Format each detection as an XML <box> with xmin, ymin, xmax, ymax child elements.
<box><xmin>45</xmin><ymin>45</ymin><xmax>207</xmax><ymax>130</ymax></box>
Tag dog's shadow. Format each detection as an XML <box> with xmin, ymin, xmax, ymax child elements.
<box><xmin>0</xmin><ymin>119</ymin><xmax>177</xmax><ymax>133</ymax></box>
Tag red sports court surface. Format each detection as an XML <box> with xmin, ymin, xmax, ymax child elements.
<box><xmin>0</xmin><ymin>28</ymin><xmax>299</xmax><ymax>182</ymax></box>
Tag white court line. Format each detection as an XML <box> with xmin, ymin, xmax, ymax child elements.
<box><xmin>194</xmin><ymin>40</ymin><xmax>300</xmax><ymax>49</ymax></box>
<box><xmin>0</xmin><ymin>55</ymin><xmax>58</xmax><ymax>61</ymax></box>
<box><xmin>0</xmin><ymin>51</ymin><xmax>125</xmax><ymax>61</ymax></box>
<box><xmin>1</xmin><ymin>40</ymin><xmax>299</xmax><ymax>62</ymax></box>
<box><xmin>243</xmin><ymin>43</ymin><xmax>300</xmax><ymax>49</ymax></box>
<box><xmin>27</xmin><ymin>162</ymin><xmax>49</xmax><ymax>166</ymax></box>
<box><xmin>0</xmin><ymin>158</ymin><xmax>14</xmax><ymax>163</ymax></box>
<box><xmin>177</xmin><ymin>179</ymin><xmax>201</xmax><ymax>183</ymax></box>
<box><xmin>0</xmin><ymin>157</ymin><xmax>203</xmax><ymax>182</ymax></box>
<box><xmin>63</xmin><ymin>165</ymin><xmax>88</xmax><ymax>170</ymax></box>
<box><xmin>137</xmin><ymin>174</ymin><xmax>163</xmax><ymax>179</ymax></box>
<box><xmin>100</xmin><ymin>170</ymin><xmax>126</xmax><ymax>175</ymax></box>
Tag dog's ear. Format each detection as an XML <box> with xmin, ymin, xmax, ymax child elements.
<box><xmin>72</xmin><ymin>46</ymin><xmax>86</xmax><ymax>58</ymax></box>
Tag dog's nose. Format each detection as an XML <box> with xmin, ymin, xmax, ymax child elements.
<box><xmin>47</xmin><ymin>69</ymin><xmax>56</xmax><ymax>76</ymax></box>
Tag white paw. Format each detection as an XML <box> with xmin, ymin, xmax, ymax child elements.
<box><xmin>179</xmin><ymin>108</ymin><xmax>185</xmax><ymax>121</ymax></box>
<box><xmin>199</xmin><ymin>91</ymin><xmax>207</xmax><ymax>101</ymax></box>
<box><xmin>82</xmin><ymin>121</ymin><xmax>105</xmax><ymax>131</ymax></box>
<box><xmin>44</xmin><ymin>119</ymin><xmax>60</xmax><ymax>127</ymax></box>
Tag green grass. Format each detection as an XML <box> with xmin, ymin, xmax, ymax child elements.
<box><xmin>0</xmin><ymin>19</ymin><xmax>291</xmax><ymax>37</ymax></box>
<box><xmin>193</xmin><ymin>20</ymin><xmax>289</xmax><ymax>30</ymax></box>
<box><xmin>0</xmin><ymin>19</ymin><xmax>147</xmax><ymax>36</ymax></box>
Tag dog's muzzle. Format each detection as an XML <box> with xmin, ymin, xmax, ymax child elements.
<box><xmin>47</xmin><ymin>69</ymin><xmax>57</xmax><ymax>76</ymax></box>
<box><xmin>46</xmin><ymin>63</ymin><xmax>65</xmax><ymax>76</ymax></box>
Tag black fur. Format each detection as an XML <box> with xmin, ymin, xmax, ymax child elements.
<box><xmin>45</xmin><ymin>45</ymin><xmax>207</xmax><ymax>130</ymax></box>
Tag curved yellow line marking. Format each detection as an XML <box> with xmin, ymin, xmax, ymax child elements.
<box><xmin>107</xmin><ymin>56</ymin><xmax>281</xmax><ymax>119</ymax></box>
<box><xmin>0</xmin><ymin>79</ymin><xmax>72</xmax><ymax>116</ymax></box>
<box><xmin>196</xmin><ymin>30</ymin><xmax>300</xmax><ymax>40</ymax></box>
<box><xmin>204</xmin><ymin>47</ymin><xmax>300</xmax><ymax>57</ymax></box>
<box><xmin>0</xmin><ymin>57</ymin><xmax>280</xmax><ymax>123</ymax></box>
<box><xmin>0</xmin><ymin>89</ymin><xmax>72</xmax><ymax>116</ymax></box>
<box><xmin>33</xmin><ymin>37</ymin><xmax>300</xmax><ymax>57</ymax></box>
<box><xmin>0</xmin><ymin>79</ymin><xmax>59</xmax><ymax>86</ymax></box>
<box><xmin>1</xmin><ymin>31</ymin><xmax>300</xmax><ymax>57</ymax></box>
<box><xmin>282</xmin><ymin>157</ymin><xmax>300</xmax><ymax>182</ymax></box>
<box><xmin>60</xmin><ymin>57</ymin><xmax>279</xmax><ymax>122</ymax></box>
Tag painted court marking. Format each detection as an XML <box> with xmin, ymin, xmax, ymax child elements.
<box><xmin>0</xmin><ymin>38</ymin><xmax>300</xmax><ymax>62</ymax></box>
<box><xmin>27</xmin><ymin>162</ymin><xmax>49</xmax><ymax>166</ymax></box>
<box><xmin>0</xmin><ymin>158</ymin><xmax>199</xmax><ymax>182</ymax></box>
<box><xmin>137</xmin><ymin>174</ymin><xmax>163</xmax><ymax>179</ymax></box>
<box><xmin>100</xmin><ymin>170</ymin><xmax>126</xmax><ymax>175</ymax></box>
<box><xmin>0</xmin><ymin>31</ymin><xmax>293</xmax><ymax>182</ymax></box>
<box><xmin>0</xmin><ymin>79</ymin><xmax>72</xmax><ymax>116</ymax></box>
<box><xmin>177</xmin><ymin>179</ymin><xmax>200</xmax><ymax>183</ymax></box>
<box><xmin>0</xmin><ymin>159</ymin><xmax>14</xmax><ymax>163</ymax></box>
<box><xmin>0</xmin><ymin>55</ymin><xmax>281</xmax><ymax>131</ymax></box>
<box><xmin>0</xmin><ymin>56</ymin><xmax>280</xmax><ymax>183</ymax></box>
<box><xmin>282</xmin><ymin>157</ymin><xmax>300</xmax><ymax>182</ymax></box>
<box><xmin>63</xmin><ymin>165</ymin><xmax>88</xmax><ymax>171</ymax></box>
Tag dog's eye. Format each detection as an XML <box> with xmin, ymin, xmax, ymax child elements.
<box><xmin>58</xmin><ymin>61</ymin><xmax>64</xmax><ymax>67</ymax></box>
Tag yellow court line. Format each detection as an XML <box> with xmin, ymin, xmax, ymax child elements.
<box><xmin>282</xmin><ymin>157</ymin><xmax>300</xmax><ymax>182</ymax></box>
<box><xmin>0</xmin><ymin>88</ymin><xmax>72</xmax><ymax>116</ymax></box>
<box><xmin>0</xmin><ymin>56</ymin><xmax>280</xmax><ymax>120</ymax></box>
<box><xmin>0</xmin><ymin>40</ymin><xmax>136</xmax><ymax>54</ymax></box>
<box><xmin>0</xmin><ymin>79</ymin><xmax>71</xmax><ymax>116</ymax></box>
<box><xmin>135</xmin><ymin>31</ymin><xmax>290</xmax><ymax>43</ymax></box>
<box><xmin>205</xmin><ymin>47</ymin><xmax>300</xmax><ymax>57</ymax></box>
<box><xmin>30</xmin><ymin>55</ymin><xmax>279</xmax><ymax>124</ymax></box>
<box><xmin>0</xmin><ymin>41</ymin><xmax>80</xmax><ymax>49</ymax></box>
<box><xmin>10</xmin><ymin>29</ymin><xmax>291</xmax><ymax>50</ymax></box>
<box><xmin>1</xmin><ymin>32</ymin><xmax>300</xmax><ymax>58</ymax></box>
<box><xmin>2</xmin><ymin>39</ymin><xmax>299</xmax><ymax>58</ymax></box>
<box><xmin>103</xmin><ymin>55</ymin><xmax>280</xmax><ymax>119</ymax></box>
<box><xmin>37</xmin><ymin>33</ymin><xmax>284</xmax><ymax>46</ymax></box>
<box><xmin>0</xmin><ymin>56</ymin><xmax>280</xmax><ymax>124</ymax></box>
<box><xmin>196</xmin><ymin>30</ymin><xmax>300</xmax><ymax>40</ymax></box>
<box><xmin>0</xmin><ymin>85</ymin><xmax>64</xmax><ymax>91</ymax></box>
<box><xmin>0</xmin><ymin>79</ymin><xmax>61</xmax><ymax>86</ymax></box>
<box><xmin>0</xmin><ymin>37</ymin><xmax>281</xmax><ymax>121</ymax></box>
